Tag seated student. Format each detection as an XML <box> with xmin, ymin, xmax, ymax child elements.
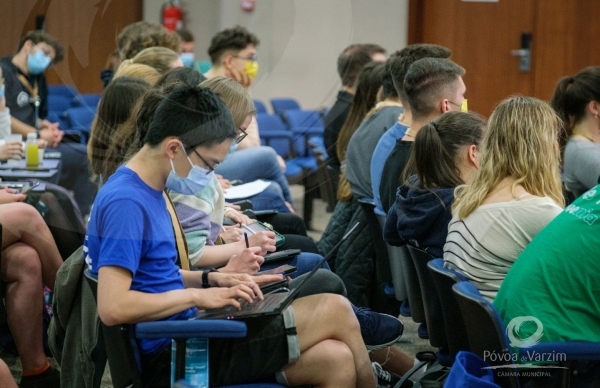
<box><xmin>336</xmin><ymin>61</ymin><xmax>386</xmax><ymax>201</ymax></box>
<box><xmin>379</xmin><ymin>57</ymin><xmax>466</xmax><ymax>215</ymax></box>
<box><xmin>345</xmin><ymin>53</ymin><xmax>403</xmax><ymax>200</ymax></box>
<box><xmin>0</xmin><ymin>30</ymin><xmax>97</xmax><ymax>216</ymax></box>
<box><xmin>0</xmin><ymin>195</ymin><xmax>63</xmax><ymax>387</ymax></box>
<box><xmin>204</xmin><ymin>25</ymin><xmax>295</xmax><ymax>210</ymax></box>
<box><xmin>86</xmin><ymin>84</ymin><xmax>384</xmax><ymax>388</ymax></box>
<box><xmin>88</xmin><ymin>77</ymin><xmax>151</xmax><ymax>184</ymax></box>
<box><xmin>493</xmin><ymin>186</ymin><xmax>600</xmax><ymax>385</ymax></box>
<box><xmin>551</xmin><ymin>66</ymin><xmax>600</xmax><ymax>198</ymax></box>
<box><xmin>444</xmin><ymin>96</ymin><xmax>565</xmax><ymax>301</ymax></box>
<box><xmin>384</xmin><ymin>111</ymin><xmax>485</xmax><ymax>258</ymax></box>
<box><xmin>371</xmin><ymin>44</ymin><xmax>452</xmax><ymax>215</ymax></box>
<box><xmin>101</xmin><ymin>21</ymin><xmax>181</xmax><ymax>86</ymax></box>
<box><xmin>324</xmin><ymin>43</ymin><xmax>386</xmax><ymax>172</ymax></box>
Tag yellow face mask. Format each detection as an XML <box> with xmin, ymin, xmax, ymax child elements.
<box><xmin>244</xmin><ymin>61</ymin><xmax>259</xmax><ymax>80</ymax></box>
<box><xmin>460</xmin><ymin>99</ymin><xmax>468</xmax><ymax>112</ymax></box>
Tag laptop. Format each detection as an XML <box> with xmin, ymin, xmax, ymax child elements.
<box><xmin>195</xmin><ymin>222</ymin><xmax>360</xmax><ymax>320</ymax></box>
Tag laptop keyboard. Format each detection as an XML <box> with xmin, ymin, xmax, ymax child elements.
<box><xmin>238</xmin><ymin>292</ymin><xmax>289</xmax><ymax>313</ymax></box>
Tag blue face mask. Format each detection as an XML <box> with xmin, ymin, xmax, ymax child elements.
<box><xmin>165</xmin><ymin>153</ymin><xmax>214</xmax><ymax>195</ymax></box>
<box><xmin>0</xmin><ymin>85</ymin><xmax>4</xmax><ymax>99</ymax></box>
<box><xmin>27</xmin><ymin>49</ymin><xmax>51</xmax><ymax>75</ymax></box>
<box><xmin>222</xmin><ymin>140</ymin><xmax>238</xmax><ymax>162</ymax></box>
<box><xmin>180</xmin><ymin>52</ymin><xmax>195</xmax><ymax>68</ymax></box>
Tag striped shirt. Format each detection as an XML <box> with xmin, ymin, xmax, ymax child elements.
<box><xmin>443</xmin><ymin>197</ymin><xmax>562</xmax><ymax>301</ymax></box>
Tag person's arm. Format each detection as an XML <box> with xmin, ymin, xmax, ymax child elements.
<box><xmin>572</xmin><ymin>145</ymin><xmax>600</xmax><ymax>191</ymax></box>
<box><xmin>97</xmin><ymin>265</ymin><xmax>259</xmax><ymax>326</ymax></box>
<box><xmin>382</xmin><ymin>206</ymin><xmax>406</xmax><ymax>247</ymax></box>
<box><xmin>236</xmin><ymin>116</ymin><xmax>260</xmax><ymax>149</ymax></box>
<box><xmin>9</xmin><ymin>116</ymin><xmax>34</xmax><ymax>137</ymax></box>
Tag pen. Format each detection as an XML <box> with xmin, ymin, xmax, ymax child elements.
<box><xmin>244</xmin><ymin>232</ymin><xmax>249</xmax><ymax>248</ymax></box>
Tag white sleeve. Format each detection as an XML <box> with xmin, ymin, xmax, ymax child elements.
<box><xmin>0</xmin><ymin>108</ymin><xmax>11</xmax><ymax>139</ymax></box>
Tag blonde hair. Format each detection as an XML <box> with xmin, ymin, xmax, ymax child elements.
<box><xmin>130</xmin><ymin>47</ymin><xmax>180</xmax><ymax>74</ymax></box>
<box><xmin>200</xmin><ymin>76</ymin><xmax>256</xmax><ymax>128</ymax></box>
<box><xmin>114</xmin><ymin>61</ymin><xmax>161</xmax><ymax>85</ymax></box>
<box><xmin>452</xmin><ymin>96</ymin><xmax>565</xmax><ymax>219</ymax></box>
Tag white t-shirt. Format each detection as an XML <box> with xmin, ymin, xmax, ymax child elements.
<box><xmin>443</xmin><ymin>197</ymin><xmax>562</xmax><ymax>301</ymax></box>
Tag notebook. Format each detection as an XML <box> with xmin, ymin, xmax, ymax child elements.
<box><xmin>195</xmin><ymin>222</ymin><xmax>359</xmax><ymax>320</ymax></box>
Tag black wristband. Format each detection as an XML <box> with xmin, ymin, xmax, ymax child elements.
<box><xmin>201</xmin><ymin>268</ymin><xmax>219</xmax><ymax>288</ymax></box>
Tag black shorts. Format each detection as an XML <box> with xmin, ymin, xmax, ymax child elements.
<box><xmin>141</xmin><ymin>307</ymin><xmax>296</xmax><ymax>387</ymax></box>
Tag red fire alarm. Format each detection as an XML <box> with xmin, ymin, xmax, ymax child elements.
<box><xmin>241</xmin><ymin>0</ymin><xmax>255</xmax><ymax>12</ymax></box>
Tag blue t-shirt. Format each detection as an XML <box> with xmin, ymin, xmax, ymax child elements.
<box><xmin>85</xmin><ymin>166</ymin><xmax>195</xmax><ymax>355</ymax></box>
<box><xmin>371</xmin><ymin>122</ymin><xmax>409</xmax><ymax>215</ymax></box>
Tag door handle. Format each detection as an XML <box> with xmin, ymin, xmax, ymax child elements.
<box><xmin>511</xmin><ymin>32</ymin><xmax>532</xmax><ymax>73</ymax></box>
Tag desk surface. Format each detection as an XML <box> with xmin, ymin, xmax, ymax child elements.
<box><xmin>0</xmin><ymin>159</ymin><xmax>60</xmax><ymax>170</ymax></box>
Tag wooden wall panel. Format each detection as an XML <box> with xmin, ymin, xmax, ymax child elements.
<box><xmin>533</xmin><ymin>0</ymin><xmax>600</xmax><ymax>102</ymax></box>
<box><xmin>408</xmin><ymin>0</ymin><xmax>535</xmax><ymax>117</ymax></box>
<box><xmin>0</xmin><ymin>0</ymin><xmax>142</xmax><ymax>93</ymax></box>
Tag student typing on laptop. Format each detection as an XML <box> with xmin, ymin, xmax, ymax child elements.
<box><xmin>86</xmin><ymin>86</ymin><xmax>385</xmax><ymax>387</ymax></box>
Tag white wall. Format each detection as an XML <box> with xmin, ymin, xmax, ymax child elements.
<box><xmin>144</xmin><ymin>0</ymin><xmax>409</xmax><ymax>109</ymax></box>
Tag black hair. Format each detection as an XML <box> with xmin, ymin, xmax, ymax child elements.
<box><xmin>176</xmin><ymin>29</ymin><xmax>195</xmax><ymax>43</ymax></box>
<box><xmin>143</xmin><ymin>85</ymin><xmax>237</xmax><ymax>151</ymax></box>
<box><xmin>381</xmin><ymin>53</ymin><xmax>400</xmax><ymax>100</ymax></box>
<box><xmin>336</xmin><ymin>44</ymin><xmax>373</xmax><ymax>87</ymax></box>
<box><xmin>389</xmin><ymin>44</ymin><xmax>452</xmax><ymax>106</ymax></box>
<box><xmin>550</xmin><ymin>66</ymin><xmax>600</xmax><ymax>148</ymax></box>
<box><xmin>403</xmin><ymin>111</ymin><xmax>486</xmax><ymax>189</ymax></box>
<box><xmin>404</xmin><ymin>58</ymin><xmax>465</xmax><ymax>119</ymax></box>
<box><xmin>17</xmin><ymin>30</ymin><xmax>65</xmax><ymax>64</ymax></box>
<box><xmin>156</xmin><ymin>67</ymin><xmax>207</xmax><ymax>88</ymax></box>
<box><xmin>207</xmin><ymin>25</ymin><xmax>260</xmax><ymax>64</ymax></box>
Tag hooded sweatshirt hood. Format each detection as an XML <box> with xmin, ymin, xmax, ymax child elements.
<box><xmin>383</xmin><ymin>176</ymin><xmax>455</xmax><ymax>258</ymax></box>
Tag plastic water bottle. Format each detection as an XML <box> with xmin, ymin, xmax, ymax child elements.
<box><xmin>26</xmin><ymin>132</ymin><xmax>39</xmax><ymax>167</ymax></box>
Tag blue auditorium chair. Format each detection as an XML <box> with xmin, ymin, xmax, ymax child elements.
<box><xmin>253</xmin><ymin>99</ymin><xmax>268</xmax><ymax>114</ymax></box>
<box><xmin>72</xmin><ymin>94</ymin><xmax>102</xmax><ymax>109</ymax></box>
<box><xmin>47</xmin><ymin>84</ymin><xmax>77</xmax><ymax>99</ymax></box>
<box><xmin>270</xmin><ymin>98</ymin><xmax>301</xmax><ymax>115</ymax></box>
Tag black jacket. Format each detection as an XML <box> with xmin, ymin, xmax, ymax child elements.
<box><xmin>383</xmin><ymin>178</ymin><xmax>455</xmax><ymax>258</ymax></box>
<box><xmin>323</xmin><ymin>90</ymin><xmax>353</xmax><ymax>171</ymax></box>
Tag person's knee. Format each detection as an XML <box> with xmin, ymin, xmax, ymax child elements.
<box><xmin>3</xmin><ymin>244</ymin><xmax>41</xmax><ymax>282</ymax></box>
<box><xmin>322</xmin><ymin>340</ymin><xmax>357</xmax><ymax>385</ymax></box>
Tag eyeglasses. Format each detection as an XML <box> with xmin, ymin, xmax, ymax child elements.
<box><xmin>232</xmin><ymin>54</ymin><xmax>257</xmax><ymax>62</ymax></box>
<box><xmin>235</xmin><ymin>127</ymin><xmax>248</xmax><ymax>144</ymax></box>
<box><xmin>192</xmin><ymin>149</ymin><xmax>219</xmax><ymax>174</ymax></box>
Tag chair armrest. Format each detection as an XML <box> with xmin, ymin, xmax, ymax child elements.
<box><xmin>135</xmin><ymin>319</ymin><xmax>247</xmax><ymax>339</ymax></box>
<box><xmin>260</xmin><ymin>130</ymin><xmax>294</xmax><ymax>139</ymax></box>
<box><xmin>520</xmin><ymin>341</ymin><xmax>600</xmax><ymax>361</ymax></box>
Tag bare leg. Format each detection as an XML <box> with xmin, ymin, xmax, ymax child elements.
<box><xmin>2</xmin><ymin>242</ymin><xmax>47</xmax><ymax>371</ymax></box>
<box><xmin>371</xmin><ymin>347</ymin><xmax>415</xmax><ymax>376</ymax></box>
<box><xmin>0</xmin><ymin>203</ymin><xmax>62</xmax><ymax>291</ymax></box>
<box><xmin>285</xmin><ymin>294</ymin><xmax>376</xmax><ymax>388</ymax></box>
<box><xmin>0</xmin><ymin>359</ymin><xmax>18</xmax><ymax>388</ymax></box>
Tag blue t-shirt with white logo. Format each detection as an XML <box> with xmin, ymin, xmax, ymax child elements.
<box><xmin>85</xmin><ymin>166</ymin><xmax>195</xmax><ymax>355</ymax></box>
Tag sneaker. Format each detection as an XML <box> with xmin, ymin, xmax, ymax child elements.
<box><xmin>353</xmin><ymin>306</ymin><xmax>404</xmax><ymax>351</ymax></box>
<box><xmin>372</xmin><ymin>361</ymin><xmax>400</xmax><ymax>388</ymax></box>
<box><xmin>19</xmin><ymin>366</ymin><xmax>60</xmax><ymax>388</ymax></box>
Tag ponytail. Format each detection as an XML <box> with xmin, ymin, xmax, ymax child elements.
<box><xmin>551</xmin><ymin>67</ymin><xmax>600</xmax><ymax>149</ymax></box>
<box><xmin>402</xmin><ymin>111</ymin><xmax>485</xmax><ymax>190</ymax></box>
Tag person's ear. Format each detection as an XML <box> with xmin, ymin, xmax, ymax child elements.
<box><xmin>22</xmin><ymin>40</ymin><xmax>34</xmax><ymax>53</ymax></box>
<box><xmin>223</xmin><ymin>54</ymin><xmax>234</xmax><ymax>70</ymax></box>
<box><xmin>165</xmin><ymin>138</ymin><xmax>182</xmax><ymax>160</ymax></box>
<box><xmin>468</xmin><ymin>144</ymin><xmax>479</xmax><ymax>169</ymax></box>
<box><xmin>441</xmin><ymin>99</ymin><xmax>451</xmax><ymax>114</ymax></box>
<box><xmin>589</xmin><ymin>100</ymin><xmax>600</xmax><ymax>118</ymax></box>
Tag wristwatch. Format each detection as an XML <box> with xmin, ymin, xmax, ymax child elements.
<box><xmin>201</xmin><ymin>268</ymin><xmax>219</xmax><ymax>288</ymax></box>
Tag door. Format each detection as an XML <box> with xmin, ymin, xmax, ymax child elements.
<box><xmin>409</xmin><ymin>0</ymin><xmax>536</xmax><ymax>117</ymax></box>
